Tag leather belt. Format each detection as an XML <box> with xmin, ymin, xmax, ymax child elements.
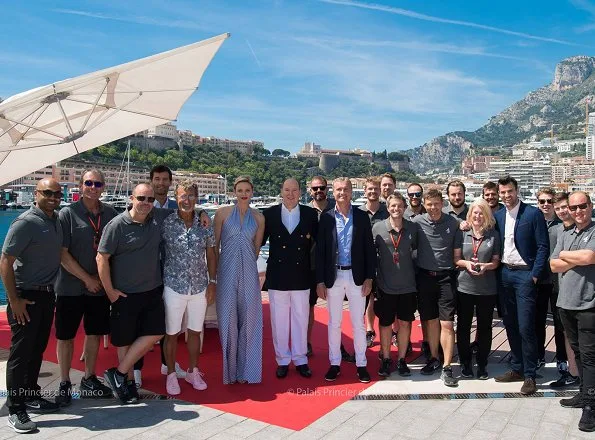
<box><xmin>27</xmin><ymin>285</ymin><xmax>54</xmax><ymax>292</ymax></box>
<box><xmin>337</xmin><ymin>265</ymin><xmax>352</xmax><ymax>270</ymax></box>
<box><xmin>419</xmin><ymin>268</ymin><xmax>452</xmax><ymax>277</ymax></box>
<box><xmin>503</xmin><ymin>264</ymin><xmax>530</xmax><ymax>271</ymax></box>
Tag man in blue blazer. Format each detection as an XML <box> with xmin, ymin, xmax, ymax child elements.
<box><xmin>494</xmin><ymin>176</ymin><xmax>549</xmax><ymax>395</ymax></box>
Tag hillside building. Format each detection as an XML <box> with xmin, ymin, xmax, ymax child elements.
<box><xmin>487</xmin><ymin>158</ymin><xmax>552</xmax><ymax>196</ymax></box>
<box><xmin>587</xmin><ymin>112</ymin><xmax>595</xmax><ymax>160</ymax></box>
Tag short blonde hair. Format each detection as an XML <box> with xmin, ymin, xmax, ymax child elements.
<box><xmin>466</xmin><ymin>198</ymin><xmax>495</xmax><ymax>231</ymax></box>
<box><xmin>233</xmin><ymin>175</ymin><xmax>254</xmax><ymax>190</ymax></box>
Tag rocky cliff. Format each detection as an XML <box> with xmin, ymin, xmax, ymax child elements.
<box><xmin>408</xmin><ymin>56</ymin><xmax>595</xmax><ymax>173</ymax></box>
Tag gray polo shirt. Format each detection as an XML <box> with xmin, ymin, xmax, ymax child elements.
<box><xmin>55</xmin><ymin>200</ymin><xmax>118</xmax><ymax>297</ymax></box>
<box><xmin>359</xmin><ymin>203</ymin><xmax>389</xmax><ymax>226</ymax></box>
<box><xmin>2</xmin><ymin>206</ymin><xmax>62</xmax><ymax>289</ymax></box>
<box><xmin>97</xmin><ymin>209</ymin><xmax>166</xmax><ymax>294</ymax></box>
<box><xmin>413</xmin><ymin>213</ymin><xmax>463</xmax><ymax>271</ymax></box>
<box><xmin>456</xmin><ymin>229</ymin><xmax>501</xmax><ymax>296</ymax></box>
<box><xmin>442</xmin><ymin>203</ymin><xmax>469</xmax><ymax>222</ymax></box>
<box><xmin>404</xmin><ymin>205</ymin><xmax>425</xmax><ymax>220</ymax></box>
<box><xmin>372</xmin><ymin>219</ymin><xmax>418</xmax><ymax>295</ymax></box>
<box><xmin>552</xmin><ymin>221</ymin><xmax>595</xmax><ymax>310</ymax></box>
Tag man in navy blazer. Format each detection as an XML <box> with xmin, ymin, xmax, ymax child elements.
<box><xmin>316</xmin><ymin>178</ymin><xmax>375</xmax><ymax>383</ymax></box>
<box><xmin>494</xmin><ymin>176</ymin><xmax>549</xmax><ymax>395</ymax></box>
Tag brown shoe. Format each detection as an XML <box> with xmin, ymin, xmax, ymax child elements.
<box><xmin>521</xmin><ymin>377</ymin><xmax>537</xmax><ymax>395</ymax></box>
<box><xmin>494</xmin><ymin>370</ymin><xmax>524</xmax><ymax>383</ymax></box>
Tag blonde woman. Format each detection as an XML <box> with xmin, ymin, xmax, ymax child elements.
<box><xmin>454</xmin><ymin>198</ymin><xmax>500</xmax><ymax>380</ymax></box>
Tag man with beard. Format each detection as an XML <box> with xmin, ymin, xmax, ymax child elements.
<box><xmin>359</xmin><ymin>178</ymin><xmax>389</xmax><ymax>348</ymax></box>
<box><xmin>551</xmin><ymin>191</ymin><xmax>595</xmax><ymax>432</ymax></box>
<box><xmin>97</xmin><ymin>184</ymin><xmax>167</xmax><ymax>404</ymax></box>
<box><xmin>482</xmin><ymin>181</ymin><xmax>504</xmax><ymax>214</ymax></box>
<box><xmin>494</xmin><ymin>176</ymin><xmax>549</xmax><ymax>395</ymax></box>
<box><xmin>404</xmin><ymin>183</ymin><xmax>426</xmax><ymax>220</ymax></box>
<box><xmin>443</xmin><ymin>180</ymin><xmax>469</xmax><ymax>230</ymax></box>
<box><xmin>1</xmin><ymin>178</ymin><xmax>63</xmax><ymax>433</ymax></box>
<box><xmin>306</xmin><ymin>176</ymin><xmax>354</xmax><ymax>362</ymax></box>
<box><xmin>549</xmin><ymin>192</ymin><xmax>579</xmax><ymax>388</ymax></box>
<box><xmin>317</xmin><ymin>178</ymin><xmax>375</xmax><ymax>383</ymax></box>
<box><xmin>151</xmin><ymin>165</ymin><xmax>178</xmax><ymax>209</ymax></box>
<box><xmin>379</xmin><ymin>173</ymin><xmax>396</xmax><ymax>202</ymax></box>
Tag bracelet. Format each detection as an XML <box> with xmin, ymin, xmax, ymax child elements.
<box><xmin>209</xmin><ymin>279</ymin><xmax>217</xmax><ymax>285</ymax></box>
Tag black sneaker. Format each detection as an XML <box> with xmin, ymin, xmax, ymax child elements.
<box><xmin>104</xmin><ymin>367</ymin><xmax>135</xmax><ymax>404</ymax></box>
<box><xmin>7</xmin><ymin>411</ymin><xmax>36</xmax><ymax>434</ymax></box>
<box><xmin>477</xmin><ymin>366</ymin><xmax>488</xmax><ymax>380</ymax></box>
<box><xmin>461</xmin><ymin>363</ymin><xmax>474</xmax><ymax>378</ymax></box>
<box><xmin>378</xmin><ymin>358</ymin><xmax>391</xmax><ymax>378</ymax></box>
<box><xmin>560</xmin><ymin>393</ymin><xmax>585</xmax><ymax>408</ymax></box>
<box><xmin>127</xmin><ymin>380</ymin><xmax>140</xmax><ymax>402</ymax></box>
<box><xmin>80</xmin><ymin>375</ymin><xmax>113</xmax><ymax>398</ymax></box>
<box><xmin>550</xmin><ymin>372</ymin><xmax>580</xmax><ymax>389</ymax></box>
<box><xmin>325</xmin><ymin>365</ymin><xmax>341</xmax><ymax>382</ymax></box>
<box><xmin>579</xmin><ymin>406</ymin><xmax>595</xmax><ymax>432</ymax></box>
<box><xmin>24</xmin><ymin>397</ymin><xmax>60</xmax><ymax>413</ymax></box>
<box><xmin>366</xmin><ymin>331</ymin><xmax>375</xmax><ymax>348</ymax></box>
<box><xmin>55</xmin><ymin>380</ymin><xmax>72</xmax><ymax>407</ymax></box>
<box><xmin>441</xmin><ymin>366</ymin><xmax>459</xmax><ymax>387</ymax></box>
<box><xmin>536</xmin><ymin>358</ymin><xmax>546</xmax><ymax>369</ymax></box>
<box><xmin>420</xmin><ymin>357</ymin><xmax>441</xmax><ymax>375</ymax></box>
<box><xmin>421</xmin><ymin>341</ymin><xmax>431</xmax><ymax>360</ymax></box>
<box><xmin>341</xmin><ymin>346</ymin><xmax>356</xmax><ymax>363</ymax></box>
<box><xmin>470</xmin><ymin>340</ymin><xmax>479</xmax><ymax>355</ymax></box>
<box><xmin>396</xmin><ymin>358</ymin><xmax>411</xmax><ymax>377</ymax></box>
<box><xmin>357</xmin><ymin>367</ymin><xmax>371</xmax><ymax>383</ymax></box>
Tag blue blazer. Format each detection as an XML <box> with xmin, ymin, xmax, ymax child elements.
<box><xmin>494</xmin><ymin>201</ymin><xmax>550</xmax><ymax>280</ymax></box>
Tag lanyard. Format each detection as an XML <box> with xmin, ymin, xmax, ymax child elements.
<box><xmin>88</xmin><ymin>214</ymin><xmax>101</xmax><ymax>250</ymax></box>
<box><xmin>471</xmin><ymin>235</ymin><xmax>484</xmax><ymax>260</ymax></box>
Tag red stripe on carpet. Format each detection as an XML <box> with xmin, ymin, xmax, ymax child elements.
<box><xmin>0</xmin><ymin>305</ymin><xmax>422</xmax><ymax>430</ymax></box>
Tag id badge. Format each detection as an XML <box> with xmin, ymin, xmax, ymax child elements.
<box><xmin>393</xmin><ymin>251</ymin><xmax>400</xmax><ymax>264</ymax></box>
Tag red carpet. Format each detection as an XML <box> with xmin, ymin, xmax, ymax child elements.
<box><xmin>0</xmin><ymin>305</ymin><xmax>422</xmax><ymax>430</ymax></box>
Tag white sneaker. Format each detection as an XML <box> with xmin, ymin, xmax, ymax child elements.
<box><xmin>133</xmin><ymin>369</ymin><xmax>142</xmax><ymax>388</ymax></box>
<box><xmin>161</xmin><ymin>363</ymin><xmax>186</xmax><ymax>378</ymax></box>
<box><xmin>185</xmin><ymin>367</ymin><xmax>207</xmax><ymax>391</ymax></box>
<box><xmin>166</xmin><ymin>372</ymin><xmax>180</xmax><ymax>395</ymax></box>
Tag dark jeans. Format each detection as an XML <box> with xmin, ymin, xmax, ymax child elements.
<box><xmin>6</xmin><ymin>291</ymin><xmax>55</xmax><ymax>413</ymax></box>
<box><xmin>457</xmin><ymin>292</ymin><xmax>497</xmax><ymax>369</ymax></box>
<box><xmin>559</xmin><ymin>307</ymin><xmax>595</xmax><ymax>404</ymax></box>
<box><xmin>499</xmin><ymin>267</ymin><xmax>538</xmax><ymax>378</ymax></box>
<box><xmin>133</xmin><ymin>337</ymin><xmax>166</xmax><ymax>370</ymax></box>
<box><xmin>535</xmin><ymin>283</ymin><xmax>567</xmax><ymax>362</ymax></box>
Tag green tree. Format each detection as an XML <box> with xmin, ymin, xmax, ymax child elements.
<box><xmin>271</xmin><ymin>149</ymin><xmax>290</xmax><ymax>157</ymax></box>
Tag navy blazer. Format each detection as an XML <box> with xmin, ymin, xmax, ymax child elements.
<box><xmin>494</xmin><ymin>201</ymin><xmax>550</xmax><ymax>280</ymax></box>
<box><xmin>316</xmin><ymin>206</ymin><xmax>376</xmax><ymax>288</ymax></box>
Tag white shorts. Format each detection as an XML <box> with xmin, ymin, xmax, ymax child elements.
<box><xmin>163</xmin><ymin>286</ymin><xmax>207</xmax><ymax>335</ymax></box>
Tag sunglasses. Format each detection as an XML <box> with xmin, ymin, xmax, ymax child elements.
<box><xmin>568</xmin><ymin>203</ymin><xmax>590</xmax><ymax>212</ymax></box>
<box><xmin>311</xmin><ymin>186</ymin><xmax>327</xmax><ymax>192</ymax></box>
<box><xmin>538</xmin><ymin>199</ymin><xmax>553</xmax><ymax>205</ymax></box>
<box><xmin>407</xmin><ymin>192</ymin><xmax>422</xmax><ymax>198</ymax></box>
<box><xmin>134</xmin><ymin>196</ymin><xmax>156</xmax><ymax>203</ymax></box>
<box><xmin>38</xmin><ymin>190</ymin><xmax>62</xmax><ymax>199</ymax></box>
<box><xmin>84</xmin><ymin>180</ymin><xmax>105</xmax><ymax>188</ymax></box>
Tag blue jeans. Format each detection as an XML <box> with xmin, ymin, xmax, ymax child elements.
<box><xmin>499</xmin><ymin>267</ymin><xmax>538</xmax><ymax>378</ymax></box>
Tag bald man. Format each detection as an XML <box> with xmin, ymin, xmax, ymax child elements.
<box><xmin>1</xmin><ymin>178</ymin><xmax>63</xmax><ymax>433</ymax></box>
<box><xmin>97</xmin><ymin>183</ymin><xmax>169</xmax><ymax>404</ymax></box>
<box><xmin>262</xmin><ymin>179</ymin><xmax>318</xmax><ymax>378</ymax></box>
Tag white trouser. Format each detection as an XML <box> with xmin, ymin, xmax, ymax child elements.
<box><xmin>268</xmin><ymin>289</ymin><xmax>309</xmax><ymax>366</ymax></box>
<box><xmin>326</xmin><ymin>269</ymin><xmax>367</xmax><ymax>367</ymax></box>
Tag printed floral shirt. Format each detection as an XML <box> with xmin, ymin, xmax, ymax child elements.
<box><xmin>161</xmin><ymin>211</ymin><xmax>215</xmax><ymax>295</ymax></box>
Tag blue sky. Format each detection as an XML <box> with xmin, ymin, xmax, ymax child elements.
<box><xmin>1</xmin><ymin>0</ymin><xmax>594</xmax><ymax>153</ymax></box>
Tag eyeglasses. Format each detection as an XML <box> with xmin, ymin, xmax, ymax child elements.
<box><xmin>178</xmin><ymin>194</ymin><xmax>197</xmax><ymax>201</ymax></box>
<box><xmin>568</xmin><ymin>203</ymin><xmax>590</xmax><ymax>212</ymax></box>
<box><xmin>83</xmin><ymin>180</ymin><xmax>105</xmax><ymax>188</ymax></box>
<box><xmin>407</xmin><ymin>192</ymin><xmax>422</xmax><ymax>198</ymax></box>
<box><xmin>134</xmin><ymin>196</ymin><xmax>156</xmax><ymax>203</ymax></box>
<box><xmin>311</xmin><ymin>186</ymin><xmax>327</xmax><ymax>192</ymax></box>
<box><xmin>538</xmin><ymin>199</ymin><xmax>553</xmax><ymax>205</ymax></box>
<box><xmin>38</xmin><ymin>190</ymin><xmax>62</xmax><ymax>199</ymax></box>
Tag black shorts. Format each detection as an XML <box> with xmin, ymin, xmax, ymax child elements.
<box><xmin>416</xmin><ymin>271</ymin><xmax>456</xmax><ymax>322</ymax></box>
<box><xmin>309</xmin><ymin>270</ymin><xmax>319</xmax><ymax>307</ymax></box>
<box><xmin>55</xmin><ymin>295</ymin><xmax>111</xmax><ymax>340</ymax></box>
<box><xmin>110</xmin><ymin>286</ymin><xmax>165</xmax><ymax>347</ymax></box>
<box><xmin>374</xmin><ymin>289</ymin><xmax>417</xmax><ymax>326</ymax></box>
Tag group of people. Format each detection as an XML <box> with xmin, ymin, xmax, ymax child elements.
<box><xmin>1</xmin><ymin>167</ymin><xmax>594</xmax><ymax>434</ymax></box>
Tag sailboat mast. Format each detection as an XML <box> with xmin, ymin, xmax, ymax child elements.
<box><xmin>126</xmin><ymin>140</ymin><xmax>131</xmax><ymax>196</ymax></box>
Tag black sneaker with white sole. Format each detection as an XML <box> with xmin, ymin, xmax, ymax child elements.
<box><xmin>357</xmin><ymin>367</ymin><xmax>371</xmax><ymax>383</ymax></box>
<box><xmin>324</xmin><ymin>365</ymin><xmax>341</xmax><ymax>382</ymax></box>
<box><xmin>7</xmin><ymin>411</ymin><xmax>36</xmax><ymax>434</ymax></box>
<box><xmin>378</xmin><ymin>358</ymin><xmax>391</xmax><ymax>378</ymax></box>
<box><xmin>127</xmin><ymin>379</ymin><xmax>140</xmax><ymax>402</ymax></box>
<box><xmin>104</xmin><ymin>367</ymin><xmax>136</xmax><ymax>404</ymax></box>
<box><xmin>461</xmin><ymin>364</ymin><xmax>474</xmax><ymax>378</ymax></box>
<box><xmin>55</xmin><ymin>380</ymin><xmax>72</xmax><ymax>407</ymax></box>
<box><xmin>420</xmin><ymin>357</ymin><xmax>441</xmax><ymax>375</ymax></box>
<box><xmin>441</xmin><ymin>366</ymin><xmax>459</xmax><ymax>387</ymax></box>
<box><xmin>550</xmin><ymin>372</ymin><xmax>580</xmax><ymax>389</ymax></box>
<box><xmin>24</xmin><ymin>397</ymin><xmax>60</xmax><ymax>413</ymax></box>
<box><xmin>80</xmin><ymin>375</ymin><xmax>113</xmax><ymax>398</ymax></box>
<box><xmin>396</xmin><ymin>358</ymin><xmax>411</xmax><ymax>377</ymax></box>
